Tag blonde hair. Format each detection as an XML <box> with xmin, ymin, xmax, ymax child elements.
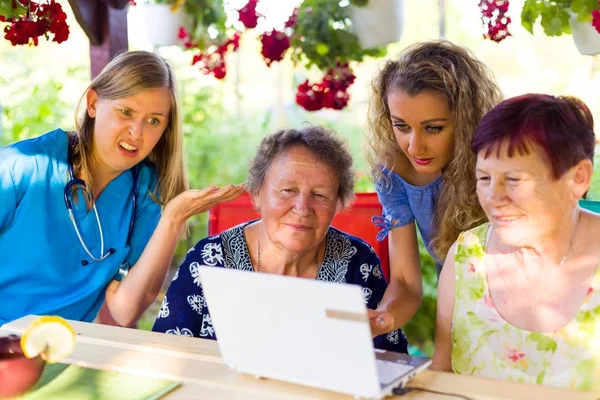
<box><xmin>73</xmin><ymin>50</ymin><xmax>188</xmax><ymax>207</ymax></box>
<box><xmin>366</xmin><ymin>40</ymin><xmax>503</xmax><ymax>261</ymax></box>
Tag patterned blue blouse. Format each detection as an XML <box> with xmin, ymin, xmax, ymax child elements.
<box><xmin>153</xmin><ymin>222</ymin><xmax>408</xmax><ymax>353</ymax></box>
<box><xmin>373</xmin><ymin>167</ymin><xmax>443</xmax><ymax>271</ymax></box>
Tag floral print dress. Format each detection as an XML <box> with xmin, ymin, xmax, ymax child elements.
<box><xmin>153</xmin><ymin>222</ymin><xmax>409</xmax><ymax>353</ymax></box>
<box><xmin>451</xmin><ymin>224</ymin><xmax>600</xmax><ymax>391</ymax></box>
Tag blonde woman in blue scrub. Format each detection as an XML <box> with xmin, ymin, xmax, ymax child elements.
<box><xmin>0</xmin><ymin>51</ymin><xmax>245</xmax><ymax>327</ymax></box>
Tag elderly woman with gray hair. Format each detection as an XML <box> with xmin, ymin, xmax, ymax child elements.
<box><xmin>153</xmin><ymin>126</ymin><xmax>408</xmax><ymax>353</ymax></box>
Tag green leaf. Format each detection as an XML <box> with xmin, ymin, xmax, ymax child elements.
<box><xmin>315</xmin><ymin>43</ymin><xmax>330</xmax><ymax>56</ymax></box>
<box><xmin>540</xmin><ymin>7</ymin><xmax>571</xmax><ymax>36</ymax></box>
<box><xmin>536</xmin><ymin>370</ymin><xmax>545</xmax><ymax>384</ymax></box>
<box><xmin>521</xmin><ymin>0</ymin><xmax>540</xmax><ymax>34</ymax></box>
<box><xmin>467</xmin><ymin>311</ymin><xmax>484</xmax><ymax>327</ymax></box>
<box><xmin>350</xmin><ymin>0</ymin><xmax>369</xmax><ymax>7</ymax></box>
<box><xmin>527</xmin><ymin>332</ymin><xmax>557</xmax><ymax>353</ymax></box>
<box><xmin>0</xmin><ymin>0</ymin><xmax>27</xmax><ymax>19</ymax></box>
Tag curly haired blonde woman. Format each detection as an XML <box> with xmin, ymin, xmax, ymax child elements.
<box><xmin>366</xmin><ymin>40</ymin><xmax>502</xmax><ymax>336</ymax></box>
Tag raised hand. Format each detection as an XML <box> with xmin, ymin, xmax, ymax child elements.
<box><xmin>163</xmin><ymin>184</ymin><xmax>247</xmax><ymax>228</ymax></box>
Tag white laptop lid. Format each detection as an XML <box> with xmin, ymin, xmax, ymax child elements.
<box><xmin>198</xmin><ymin>266</ymin><xmax>382</xmax><ymax>398</ymax></box>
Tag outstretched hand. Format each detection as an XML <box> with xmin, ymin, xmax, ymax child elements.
<box><xmin>163</xmin><ymin>183</ymin><xmax>247</xmax><ymax>228</ymax></box>
<box><xmin>368</xmin><ymin>308</ymin><xmax>395</xmax><ymax>338</ymax></box>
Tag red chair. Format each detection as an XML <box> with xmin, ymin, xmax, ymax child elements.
<box><xmin>208</xmin><ymin>192</ymin><xmax>390</xmax><ymax>280</ymax></box>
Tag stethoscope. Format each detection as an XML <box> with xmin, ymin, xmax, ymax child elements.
<box><xmin>64</xmin><ymin>142</ymin><xmax>137</xmax><ymax>279</ymax></box>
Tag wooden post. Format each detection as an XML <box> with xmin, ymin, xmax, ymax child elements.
<box><xmin>68</xmin><ymin>0</ymin><xmax>129</xmax><ymax>79</ymax></box>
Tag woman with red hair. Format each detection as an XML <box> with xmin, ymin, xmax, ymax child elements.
<box><xmin>431</xmin><ymin>94</ymin><xmax>600</xmax><ymax>391</ymax></box>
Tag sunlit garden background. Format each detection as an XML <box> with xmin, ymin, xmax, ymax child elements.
<box><xmin>1</xmin><ymin>0</ymin><xmax>599</xmax><ymax>356</ymax></box>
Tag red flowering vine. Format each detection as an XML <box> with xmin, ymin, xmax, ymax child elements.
<box><xmin>593</xmin><ymin>1</ymin><xmax>600</xmax><ymax>34</ymax></box>
<box><xmin>190</xmin><ymin>32</ymin><xmax>241</xmax><ymax>80</ymax></box>
<box><xmin>177</xmin><ymin>26</ymin><xmax>195</xmax><ymax>49</ymax></box>
<box><xmin>1</xmin><ymin>0</ymin><xmax>69</xmax><ymax>46</ymax></box>
<box><xmin>238</xmin><ymin>0</ymin><xmax>260</xmax><ymax>29</ymax></box>
<box><xmin>479</xmin><ymin>0</ymin><xmax>511</xmax><ymax>43</ymax></box>
<box><xmin>296</xmin><ymin>63</ymin><xmax>356</xmax><ymax>111</ymax></box>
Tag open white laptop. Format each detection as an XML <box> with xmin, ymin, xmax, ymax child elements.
<box><xmin>198</xmin><ymin>266</ymin><xmax>431</xmax><ymax>399</ymax></box>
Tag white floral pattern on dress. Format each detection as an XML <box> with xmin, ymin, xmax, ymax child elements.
<box><xmin>372</xmin><ymin>265</ymin><xmax>383</xmax><ymax>279</ymax></box>
<box><xmin>387</xmin><ymin>330</ymin><xmax>400</xmax><ymax>344</ymax></box>
<box><xmin>360</xmin><ymin>263</ymin><xmax>372</xmax><ymax>282</ymax></box>
<box><xmin>187</xmin><ymin>294</ymin><xmax>203</xmax><ymax>314</ymax></box>
<box><xmin>189</xmin><ymin>262</ymin><xmax>202</xmax><ymax>287</ymax></box>
<box><xmin>166</xmin><ymin>327</ymin><xmax>193</xmax><ymax>336</ymax></box>
<box><xmin>158</xmin><ymin>296</ymin><xmax>170</xmax><ymax>319</ymax></box>
<box><xmin>362</xmin><ymin>287</ymin><xmax>372</xmax><ymax>303</ymax></box>
<box><xmin>201</xmin><ymin>242</ymin><xmax>223</xmax><ymax>266</ymax></box>
<box><xmin>200</xmin><ymin>314</ymin><xmax>215</xmax><ymax>337</ymax></box>
<box><xmin>317</xmin><ymin>229</ymin><xmax>357</xmax><ymax>283</ymax></box>
<box><xmin>451</xmin><ymin>224</ymin><xmax>600</xmax><ymax>391</ymax></box>
<box><xmin>172</xmin><ymin>269</ymin><xmax>179</xmax><ymax>281</ymax></box>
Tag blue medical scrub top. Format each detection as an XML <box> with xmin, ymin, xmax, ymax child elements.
<box><xmin>0</xmin><ymin>129</ymin><xmax>161</xmax><ymax>326</ymax></box>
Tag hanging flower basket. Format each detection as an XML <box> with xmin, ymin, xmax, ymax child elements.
<box><xmin>350</xmin><ymin>0</ymin><xmax>403</xmax><ymax>49</ymax></box>
<box><xmin>570</xmin><ymin>14</ymin><xmax>600</xmax><ymax>55</ymax></box>
<box><xmin>134</xmin><ymin>3</ymin><xmax>190</xmax><ymax>47</ymax></box>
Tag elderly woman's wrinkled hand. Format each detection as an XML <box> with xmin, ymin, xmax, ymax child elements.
<box><xmin>368</xmin><ymin>308</ymin><xmax>394</xmax><ymax>338</ymax></box>
<box><xmin>164</xmin><ymin>184</ymin><xmax>247</xmax><ymax>228</ymax></box>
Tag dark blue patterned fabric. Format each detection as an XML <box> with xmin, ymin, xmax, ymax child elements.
<box><xmin>153</xmin><ymin>222</ymin><xmax>408</xmax><ymax>353</ymax></box>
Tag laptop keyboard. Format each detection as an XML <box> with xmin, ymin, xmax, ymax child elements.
<box><xmin>376</xmin><ymin>359</ymin><xmax>414</xmax><ymax>386</ymax></box>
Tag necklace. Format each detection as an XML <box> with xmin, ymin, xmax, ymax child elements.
<box><xmin>256</xmin><ymin>241</ymin><xmax>320</xmax><ymax>273</ymax></box>
<box><xmin>558</xmin><ymin>208</ymin><xmax>580</xmax><ymax>266</ymax></box>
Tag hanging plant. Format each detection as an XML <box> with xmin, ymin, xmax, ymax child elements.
<box><xmin>135</xmin><ymin>0</ymin><xmax>236</xmax><ymax>79</ymax></box>
<box><xmin>170</xmin><ymin>0</ymin><xmax>386</xmax><ymax>111</ymax></box>
<box><xmin>0</xmin><ymin>0</ymin><xmax>69</xmax><ymax>46</ymax></box>
<box><xmin>479</xmin><ymin>0</ymin><xmax>511</xmax><ymax>42</ymax></box>
<box><xmin>520</xmin><ymin>0</ymin><xmax>600</xmax><ymax>36</ymax></box>
<box><xmin>284</xmin><ymin>0</ymin><xmax>385</xmax><ymax>111</ymax></box>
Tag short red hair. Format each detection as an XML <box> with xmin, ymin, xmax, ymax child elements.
<box><xmin>471</xmin><ymin>93</ymin><xmax>595</xmax><ymax>179</ymax></box>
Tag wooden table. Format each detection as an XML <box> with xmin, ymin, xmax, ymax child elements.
<box><xmin>2</xmin><ymin>315</ymin><xmax>598</xmax><ymax>400</ymax></box>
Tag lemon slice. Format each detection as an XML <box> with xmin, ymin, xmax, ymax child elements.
<box><xmin>20</xmin><ymin>316</ymin><xmax>76</xmax><ymax>363</ymax></box>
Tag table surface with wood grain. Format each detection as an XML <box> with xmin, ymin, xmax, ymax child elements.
<box><xmin>2</xmin><ymin>315</ymin><xmax>598</xmax><ymax>400</ymax></box>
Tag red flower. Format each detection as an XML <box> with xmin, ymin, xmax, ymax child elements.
<box><xmin>238</xmin><ymin>0</ymin><xmax>260</xmax><ymax>29</ymax></box>
<box><xmin>507</xmin><ymin>348</ymin><xmax>525</xmax><ymax>362</ymax></box>
<box><xmin>285</xmin><ymin>8</ymin><xmax>298</xmax><ymax>28</ymax></box>
<box><xmin>479</xmin><ymin>0</ymin><xmax>511</xmax><ymax>43</ymax></box>
<box><xmin>190</xmin><ymin>33</ymin><xmax>241</xmax><ymax>80</ymax></box>
<box><xmin>296</xmin><ymin>80</ymin><xmax>325</xmax><ymax>111</ymax></box>
<box><xmin>260</xmin><ymin>29</ymin><xmax>290</xmax><ymax>66</ymax></box>
<box><xmin>592</xmin><ymin>8</ymin><xmax>600</xmax><ymax>34</ymax></box>
<box><xmin>2</xmin><ymin>0</ymin><xmax>70</xmax><ymax>46</ymax></box>
<box><xmin>192</xmin><ymin>51</ymin><xmax>227</xmax><ymax>79</ymax></box>
<box><xmin>295</xmin><ymin>64</ymin><xmax>356</xmax><ymax>111</ymax></box>
<box><xmin>178</xmin><ymin>27</ymin><xmax>195</xmax><ymax>48</ymax></box>
<box><xmin>322</xmin><ymin>88</ymin><xmax>349</xmax><ymax>110</ymax></box>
